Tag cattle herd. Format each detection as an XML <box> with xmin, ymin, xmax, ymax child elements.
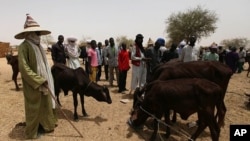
<box><xmin>6</xmin><ymin>53</ymin><xmax>248</xmax><ymax>141</ymax></box>
<box><xmin>129</xmin><ymin>61</ymin><xmax>233</xmax><ymax>141</ymax></box>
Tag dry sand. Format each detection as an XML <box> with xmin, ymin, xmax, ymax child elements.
<box><xmin>0</xmin><ymin>52</ymin><xmax>250</xmax><ymax>141</ymax></box>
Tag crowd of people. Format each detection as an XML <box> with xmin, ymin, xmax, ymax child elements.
<box><xmin>51</xmin><ymin>33</ymin><xmax>248</xmax><ymax>93</ymax></box>
<box><xmin>199</xmin><ymin>43</ymin><xmax>247</xmax><ymax>73</ymax></box>
<box><xmin>15</xmin><ymin>14</ymin><xmax>248</xmax><ymax>139</ymax></box>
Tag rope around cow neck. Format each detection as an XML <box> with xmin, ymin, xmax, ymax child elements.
<box><xmin>139</xmin><ymin>106</ymin><xmax>194</xmax><ymax>141</ymax></box>
<box><xmin>84</xmin><ymin>81</ymin><xmax>92</xmax><ymax>93</ymax></box>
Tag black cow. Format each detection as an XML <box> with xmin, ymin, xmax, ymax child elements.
<box><xmin>51</xmin><ymin>63</ymin><xmax>112</xmax><ymax>120</ymax></box>
<box><xmin>129</xmin><ymin>79</ymin><xmax>224</xmax><ymax>141</ymax></box>
<box><xmin>5</xmin><ymin>53</ymin><xmax>19</xmax><ymax>91</ymax></box>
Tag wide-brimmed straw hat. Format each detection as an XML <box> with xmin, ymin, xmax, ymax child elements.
<box><xmin>14</xmin><ymin>14</ymin><xmax>51</xmax><ymax>39</ymax></box>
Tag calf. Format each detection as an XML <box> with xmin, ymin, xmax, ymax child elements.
<box><xmin>51</xmin><ymin>63</ymin><xmax>112</xmax><ymax>120</ymax></box>
<box><xmin>129</xmin><ymin>79</ymin><xmax>224</xmax><ymax>141</ymax></box>
<box><xmin>145</xmin><ymin>61</ymin><xmax>232</xmax><ymax>127</ymax></box>
<box><xmin>5</xmin><ymin>53</ymin><xmax>19</xmax><ymax>91</ymax></box>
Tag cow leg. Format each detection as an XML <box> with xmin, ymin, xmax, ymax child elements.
<box><xmin>55</xmin><ymin>88</ymin><xmax>62</xmax><ymax>106</ymax></box>
<box><xmin>164</xmin><ymin>111</ymin><xmax>171</xmax><ymax>138</ymax></box>
<box><xmin>73</xmin><ymin>92</ymin><xmax>79</xmax><ymax>120</ymax></box>
<box><xmin>150</xmin><ymin>119</ymin><xmax>158</xmax><ymax>141</ymax></box>
<box><xmin>207</xmin><ymin>114</ymin><xmax>220</xmax><ymax>141</ymax></box>
<box><xmin>12</xmin><ymin>70</ymin><xmax>19</xmax><ymax>91</ymax></box>
<box><xmin>171</xmin><ymin>110</ymin><xmax>177</xmax><ymax>123</ymax></box>
<box><xmin>217</xmin><ymin>101</ymin><xmax>226</xmax><ymax>128</ymax></box>
<box><xmin>150</xmin><ymin>113</ymin><xmax>163</xmax><ymax>141</ymax></box>
<box><xmin>202</xmin><ymin>107</ymin><xmax>220</xmax><ymax>141</ymax></box>
<box><xmin>190</xmin><ymin>111</ymin><xmax>207</xmax><ymax>141</ymax></box>
<box><xmin>80</xmin><ymin>93</ymin><xmax>88</xmax><ymax>117</ymax></box>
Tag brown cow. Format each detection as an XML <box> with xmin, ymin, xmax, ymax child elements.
<box><xmin>146</xmin><ymin>61</ymin><xmax>232</xmax><ymax>127</ymax></box>
<box><xmin>51</xmin><ymin>63</ymin><xmax>112</xmax><ymax>120</ymax></box>
<box><xmin>129</xmin><ymin>79</ymin><xmax>224</xmax><ymax>141</ymax></box>
<box><xmin>5</xmin><ymin>53</ymin><xmax>19</xmax><ymax>91</ymax></box>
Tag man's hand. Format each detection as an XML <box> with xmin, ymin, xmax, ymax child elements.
<box><xmin>142</xmin><ymin>58</ymin><xmax>151</xmax><ymax>61</ymax></box>
<box><xmin>43</xmin><ymin>81</ymin><xmax>49</xmax><ymax>88</ymax></box>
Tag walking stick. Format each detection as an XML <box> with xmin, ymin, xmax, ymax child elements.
<box><xmin>47</xmin><ymin>87</ymin><xmax>84</xmax><ymax>138</ymax></box>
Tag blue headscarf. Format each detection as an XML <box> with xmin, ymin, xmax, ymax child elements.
<box><xmin>156</xmin><ymin>38</ymin><xmax>165</xmax><ymax>46</ymax></box>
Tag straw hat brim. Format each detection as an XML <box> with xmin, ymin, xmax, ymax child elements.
<box><xmin>14</xmin><ymin>26</ymin><xmax>51</xmax><ymax>39</ymax></box>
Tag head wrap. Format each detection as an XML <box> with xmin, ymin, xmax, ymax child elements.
<box><xmin>156</xmin><ymin>38</ymin><xmax>165</xmax><ymax>46</ymax></box>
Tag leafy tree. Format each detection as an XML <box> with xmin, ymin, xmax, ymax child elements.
<box><xmin>41</xmin><ymin>34</ymin><xmax>55</xmax><ymax>47</ymax></box>
<box><xmin>116</xmin><ymin>36</ymin><xmax>134</xmax><ymax>47</ymax></box>
<box><xmin>166</xmin><ymin>6</ymin><xmax>218</xmax><ymax>44</ymax></box>
<box><xmin>220</xmin><ymin>38</ymin><xmax>249</xmax><ymax>49</ymax></box>
<box><xmin>78</xmin><ymin>36</ymin><xmax>92</xmax><ymax>47</ymax></box>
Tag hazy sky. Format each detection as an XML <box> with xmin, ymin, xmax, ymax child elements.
<box><xmin>1</xmin><ymin>0</ymin><xmax>249</xmax><ymax>46</ymax></box>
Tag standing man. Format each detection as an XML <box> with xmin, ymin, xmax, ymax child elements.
<box><xmin>237</xmin><ymin>47</ymin><xmax>246</xmax><ymax>73</ymax></box>
<box><xmin>225</xmin><ymin>47</ymin><xmax>239</xmax><ymax>73</ymax></box>
<box><xmin>106</xmin><ymin>37</ymin><xmax>119</xmax><ymax>87</ymax></box>
<box><xmin>129</xmin><ymin>34</ymin><xmax>149</xmax><ymax>94</ymax></box>
<box><xmin>161</xmin><ymin>43</ymin><xmax>179</xmax><ymax>63</ymax></box>
<box><xmin>102</xmin><ymin>39</ymin><xmax>109</xmax><ymax>80</ymax></box>
<box><xmin>65</xmin><ymin>37</ymin><xmax>81</xmax><ymax>69</ymax></box>
<box><xmin>157</xmin><ymin>38</ymin><xmax>167</xmax><ymax>58</ymax></box>
<box><xmin>202</xmin><ymin>45</ymin><xmax>219</xmax><ymax>61</ymax></box>
<box><xmin>51</xmin><ymin>35</ymin><xmax>67</xmax><ymax>65</ymax></box>
<box><xmin>15</xmin><ymin>14</ymin><xmax>57</xmax><ymax>139</ymax></box>
<box><xmin>180</xmin><ymin>35</ymin><xmax>199</xmax><ymax>62</ymax></box>
<box><xmin>145</xmin><ymin>38</ymin><xmax>163</xmax><ymax>82</ymax></box>
<box><xmin>118</xmin><ymin>43</ymin><xmax>130</xmax><ymax>93</ymax></box>
<box><xmin>96</xmin><ymin>42</ymin><xmax>103</xmax><ymax>82</ymax></box>
<box><xmin>88</xmin><ymin>40</ymin><xmax>98</xmax><ymax>82</ymax></box>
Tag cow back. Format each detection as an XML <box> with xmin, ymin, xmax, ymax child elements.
<box><xmin>144</xmin><ymin>79</ymin><xmax>222</xmax><ymax>119</ymax></box>
<box><xmin>151</xmin><ymin>61</ymin><xmax>232</xmax><ymax>96</ymax></box>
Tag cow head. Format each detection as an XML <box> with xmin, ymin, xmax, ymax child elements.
<box><xmin>128</xmin><ymin>87</ymin><xmax>148</xmax><ymax>129</ymax></box>
<box><xmin>85</xmin><ymin>83</ymin><xmax>112</xmax><ymax>104</ymax></box>
<box><xmin>96</xmin><ymin>86</ymin><xmax>112</xmax><ymax>104</ymax></box>
<box><xmin>102</xmin><ymin>86</ymin><xmax>112</xmax><ymax>104</ymax></box>
<box><xmin>133</xmin><ymin>87</ymin><xmax>144</xmax><ymax>109</ymax></box>
<box><xmin>128</xmin><ymin>105</ymin><xmax>147</xmax><ymax>130</ymax></box>
<box><xmin>131</xmin><ymin>87</ymin><xmax>145</xmax><ymax>117</ymax></box>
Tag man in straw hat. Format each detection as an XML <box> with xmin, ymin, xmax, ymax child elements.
<box><xmin>15</xmin><ymin>14</ymin><xmax>57</xmax><ymax>139</ymax></box>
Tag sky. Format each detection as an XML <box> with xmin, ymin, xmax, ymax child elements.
<box><xmin>0</xmin><ymin>0</ymin><xmax>250</xmax><ymax>47</ymax></box>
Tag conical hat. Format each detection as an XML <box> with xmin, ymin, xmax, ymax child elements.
<box><xmin>147</xmin><ymin>38</ymin><xmax>154</xmax><ymax>45</ymax></box>
<box><xmin>14</xmin><ymin>14</ymin><xmax>51</xmax><ymax>39</ymax></box>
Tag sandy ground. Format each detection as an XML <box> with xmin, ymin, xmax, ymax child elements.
<box><xmin>0</xmin><ymin>52</ymin><xmax>250</xmax><ymax>141</ymax></box>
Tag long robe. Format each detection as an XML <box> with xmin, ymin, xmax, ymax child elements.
<box><xmin>18</xmin><ymin>40</ymin><xmax>56</xmax><ymax>139</ymax></box>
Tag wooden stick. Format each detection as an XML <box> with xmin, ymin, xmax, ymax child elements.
<box><xmin>47</xmin><ymin>87</ymin><xmax>84</xmax><ymax>138</ymax></box>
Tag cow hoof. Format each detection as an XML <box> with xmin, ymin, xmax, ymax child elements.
<box><xmin>83</xmin><ymin>114</ymin><xmax>89</xmax><ymax>117</ymax></box>
<box><xmin>74</xmin><ymin>118</ymin><xmax>79</xmax><ymax>122</ymax></box>
<box><xmin>164</xmin><ymin>131</ymin><xmax>171</xmax><ymax>139</ymax></box>
<box><xmin>82</xmin><ymin>113</ymin><xmax>89</xmax><ymax>117</ymax></box>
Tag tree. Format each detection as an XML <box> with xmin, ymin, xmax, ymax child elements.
<box><xmin>41</xmin><ymin>34</ymin><xmax>55</xmax><ymax>47</ymax></box>
<box><xmin>116</xmin><ymin>36</ymin><xmax>134</xmax><ymax>47</ymax></box>
<box><xmin>220</xmin><ymin>38</ymin><xmax>249</xmax><ymax>49</ymax></box>
<box><xmin>166</xmin><ymin>6</ymin><xmax>218</xmax><ymax>44</ymax></box>
<box><xmin>78</xmin><ymin>36</ymin><xmax>92</xmax><ymax>47</ymax></box>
